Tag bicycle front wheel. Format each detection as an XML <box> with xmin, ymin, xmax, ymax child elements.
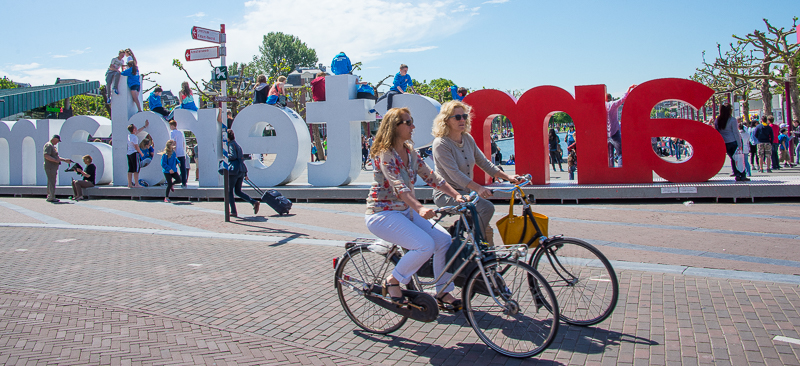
<box><xmin>463</xmin><ymin>259</ymin><xmax>559</xmax><ymax>358</ymax></box>
<box><xmin>335</xmin><ymin>244</ymin><xmax>408</xmax><ymax>334</ymax></box>
<box><xmin>530</xmin><ymin>237</ymin><xmax>619</xmax><ymax>326</ymax></box>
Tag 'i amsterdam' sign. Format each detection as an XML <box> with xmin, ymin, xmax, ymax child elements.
<box><xmin>0</xmin><ymin>76</ymin><xmax>725</xmax><ymax>188</ymax></box>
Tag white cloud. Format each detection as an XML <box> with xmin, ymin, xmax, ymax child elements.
<box><xmin>482</xmin><ymin>0</ymin><xmax>509</xmax><ymax>3</ymax></box>
<box><xmin>37</xmin><ymin>0</ymin><xmax>473</xmax><ymax>96</ymax></box>
<box><xmin>52</xmin><ymin>47</ymin><xmax>91</xmax><ymax>59</ymax></box>
<box><xmin>230</xmin><ymin>0</ymin><xmax>465</xmax><ymax>65</ymax></box>
<box><xmin>11</xmin><ymin>63</ymin><xmax>40</xmax><ymax>71</ymax></box>
<box><xmin>187</xmin><ymin>12</ymin><xmax>206</xmax><ymax>18</ymax></box>
<box><xmin>385</xmin><ymin>46</ymin><xmax>438</xmax><ymax>54</ymax></box>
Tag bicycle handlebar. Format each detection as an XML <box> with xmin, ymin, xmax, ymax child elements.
<box><xmin>433</xmin><ymin>192</ymin><xmax>479</xmax><ymax>218</ymax></box>
<box><xmin>492</xmin><ymin>174</ymin><xmax>532</xmax><ymax>193</ymax></box>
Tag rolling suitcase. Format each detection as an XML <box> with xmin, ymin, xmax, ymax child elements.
<box><xmin>244</xmin><ymin>178</ymin><xmax>292</xmax><ymax>215</ymax></box>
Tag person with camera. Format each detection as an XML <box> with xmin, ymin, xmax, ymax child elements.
<box><xmin>43</xmin><ymin>135</ymin><xmax>72</xmax><ymax>203</ymax></box>
<box><xmin>70</xmin><ymin>155</ymin><xmax>96</xmax><ymax>201</ymax></box>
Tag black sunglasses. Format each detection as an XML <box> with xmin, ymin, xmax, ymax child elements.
<box><xmin>396</xmin><ymin>117</ymin><xmax>414</xmax><ymax>126</ymax></box>
<box><xmin>450</xmin><ymin>114</ymin><xmax>469</xmax><ymax>121</ymax></box>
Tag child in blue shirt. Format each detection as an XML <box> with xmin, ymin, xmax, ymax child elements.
<box><xmin>161</xmin><ymin>140</ymin><xmax>180</xmax><ymax>202</ymax></box>
<box><xmin>331</xmin><ymin>52</ymin><xmax>352</xmax><ymax>75</ymax></box>
<box><xmin>120</xmin><ymin>61</ymin><xmax>142</xmax><ymax>112</ymax></box>
<box><xmin>148</xmin><ymin>87</ymin><xmax>169</xmax><ymax>117</ymax></box>
<box><xmin>375</xmin><ymin>64</ymin><xmax>416</xmax><ymax>110</ymax></box>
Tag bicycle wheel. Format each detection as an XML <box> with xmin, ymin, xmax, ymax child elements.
<box><xmin>529</xmin><ymin>237</ymin><xmax>618</xmax><ymax>326</ymax></box>
<box><xmin>335</xmin><ymin>244</ymin><xmax>408</xmax><ymax>334</ymax></box>
<box><xmin>463</xmin><ymin>259</ymin><xmax>559</xmax><ymax>358</ymax></box>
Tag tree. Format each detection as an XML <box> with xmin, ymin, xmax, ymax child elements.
<box><xmin>413</xmin><ymin>78</ymin><xmax>456</xmax><ymax>103</ymax></box>
<box><xmin>696</xmin><ymin>42</ymin><xmax>759</xmax><ymax>123</ymax></box>
<box><xmin>0</xmin><ymin>76</ymin><xmax>17</xmax><ymax>90</ymax></box>
<box><xmin>56</xmin><ymin>95</ymin><xmax>109</xmax><ymax>118</ymax></box>
<box><xmin>251</xmin><ymin>32</ymin><xmax>318</xmax><ymax>82</ymax></box>
<box><xmin>731</xmin><ymin>18</ymin><xmax>799</xmax><ymax>121</ymax></box>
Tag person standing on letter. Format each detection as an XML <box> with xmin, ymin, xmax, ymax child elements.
<box><xmin>606</xmin><ymin>85</ymin><xmax>636</xmax><ymax>167</ymax></box>
<box><xmin>169</xmin><ymin>120</ymin><xmax>188</xmax><ymax>188</ymax></box>
<box><xmin>43</xmin><ymin>135</ymin><xmax>71</xmax><ymax>203</ymax></box>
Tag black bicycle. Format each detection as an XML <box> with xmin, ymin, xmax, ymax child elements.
<box><xmin>493</xmin><ymin>175</ymin><xmax>619</xmax><ymax>326</ymax></box>
<box><xmin>334</xmin><ymin>193</ymin><xmax>560</xmax><ymax>358</ymax></box>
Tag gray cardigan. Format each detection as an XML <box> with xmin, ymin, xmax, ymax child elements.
<box><xmin>432</xmin><ymin>134</ymin><xmax>502</xmax><ymax>192</ymax></box>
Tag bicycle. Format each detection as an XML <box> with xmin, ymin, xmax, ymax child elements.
<box><xmin>333</xmin><ymin>193</ymin><xmax>560</xmax><ymax>358</ymax></box>
<box><xmin>493</xmin><ymin>175</ymin><xmax>619</xmax><ymax>326</ymax></box>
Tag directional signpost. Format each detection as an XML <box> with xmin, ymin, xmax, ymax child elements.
<box><xmin>185</xmin><ymin>46</ymin><xmax>220</xmax><ymax>61</ymax></box>
<box><xmin>188</xmin><ymin>24</ymin><xmax>231</xmax><ymax>221</ymax></box>
<box><xmin>192</xmin><ymin>26</ymin><xmax>226</xmax><ymax>44</ymax></box>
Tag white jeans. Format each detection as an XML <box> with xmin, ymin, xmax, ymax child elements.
<box><xmin>365</xmin><ymin>208</ymin><xmax>455</xmax><ymax>293</ymax></box>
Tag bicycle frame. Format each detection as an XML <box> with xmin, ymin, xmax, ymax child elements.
<box><xmin>409</xmin><ymin>199</ymin><xmax>529</xmax><ymax>308</ymax></box>
<box><xmin>494</xmin><ymin>176</ymin><xmax>581</xmax><ymax>286</ymax></box>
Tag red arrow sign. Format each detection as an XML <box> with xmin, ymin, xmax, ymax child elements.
<box><xmin>191</xmin><ymin>26</ymin><xmax>225</xmax><ymax>44</ymax></box>
<box><xmin>185</xmin><ymin>46</ymin><xmax>220</xmax><ymax>61</ymax></box>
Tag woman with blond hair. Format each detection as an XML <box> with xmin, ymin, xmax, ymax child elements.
<box><xmin>266</xmin><ymin>76</ymin><xmax>286</xmax><ymax>105</ymax></box>
<box><xmin>431</xmin><ymin>100</ymin><xmax>519</xmax><ymax>246</ymax></box>
<box><xmin>161</xmin><ymin>140</ymin><xmax>180</xmax><ymax>203</ymax></box>
<box><xmin>365</xmin><ymin>107</ymin><xmax>465</xmax><ymax>311</ymax></box>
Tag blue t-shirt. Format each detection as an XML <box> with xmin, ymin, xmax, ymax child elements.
<box><xmin>390</xmin><ymin>73</ymin><xmax>412</xmax><ymax>92</ymax></box>
<box><xmin>140</xmin><ymin>146</ymin><xmax>154</xmax><ymax>161</ymax></box>
<box><xmin>357</xmin><ymin>83</ymin><xmax>374</xmax><ymax>95</ymax></box>
<box><xmin>180</xmin><ymin>95</ymin><xmax>198</xmax><ymax>111</ymax></box>
<box><xmin>779</xmin><ymin>134</ymin><xmax>789</xmax><ymax>149</ymax></box>
<box><xmin>148</xmin><ymin>93</ymin><xmax>162</xmax><ymax>109</ymax></box>
<box><xmin>330</xmin><ymin>53</ymin><xmax>352</xmax><ymax>75</ymax></box>
<box><xmin>120</xmin><ymin>68</ymin><xmax>140</xmax><ymax>87</ymax></box>
<box><xmin>450</xmin><ymin>85</ymin><xmax>463</xmax><ymax>101</ymax></box>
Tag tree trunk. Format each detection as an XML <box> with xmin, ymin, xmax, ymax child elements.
<box><xmin>743</xmin><ymin>99</ymin><xmax>751</xmax><ymax>124</ymax></box>
<box><xmin>312</xmin><ymin>124</ymin><xmax>325</xmax><ymax>161</ymax></box>
<box><xmin>758</xmin><ymin>62</ymin><xmax>773</xmax><ymax>118</ymax></box>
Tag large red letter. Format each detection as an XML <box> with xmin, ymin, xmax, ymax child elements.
<box><xmin>623</xmin><ymin>78</ymin><xmax>725</xmax><ymax>183</ymax></box>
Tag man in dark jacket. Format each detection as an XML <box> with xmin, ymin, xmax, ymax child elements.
<box><xmin>755</xmin><ymin>116</ymin><xmax>775</xmax><ymax>173</ymax></box>
<box><xmin>226</xmin><ymin>130</ymin><xmax>259</xmax><ymax>217</ymax></box>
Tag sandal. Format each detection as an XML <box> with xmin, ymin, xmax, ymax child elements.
<box><xmin>382</xmin><ymin>280</ymin><xmax>408</xmax><ymax>305</ymax></box>
<box><xmin>436</xmin><ymin>293</ymin><xmax>463</xmax><ymax>312</ymax></box>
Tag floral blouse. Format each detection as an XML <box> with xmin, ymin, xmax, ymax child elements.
<box><xmin>366</xmin><ymin>147</ymin><xmax>445</xmax><ymax>215</ymax></box>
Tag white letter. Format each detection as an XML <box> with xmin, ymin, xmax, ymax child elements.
<box><xmin>306</xmin><ymin>75</ymin><xmax>375</xmax><ymax>186</ymax></box>
<box><xmin>232</xmin><ymin>104</ymin><xmax>310</xmax><ymax>186</ymax></box>
<box><xmin>58</xmin><ymin>116</ymin><xmax>113</xmax><ymax>185</ymax></box>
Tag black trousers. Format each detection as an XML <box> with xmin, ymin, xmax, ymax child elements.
<box><xmin>178</xmin><ymin>156</ymin><xmax>187</xmax><ymax>185</ymax></box>
<box><xmin>164</xmin><ymin>172</ymin><xmax>180</xmax><ymax>198</ymax></box>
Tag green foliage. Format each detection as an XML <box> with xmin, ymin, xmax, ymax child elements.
<box><xmin>413</xmin><ymin>78</ymin><xmax>456</xmax><ymax>103</ymax></box>
<box><xmin>549</xmin><ymin>112</ymin><xmax>573</xmax><ymax>128</ymax></box>
<box><xmin>0</xmin><ymin>76</ymin><xmax>18</xmax><ymax>90</ymax></box>
<box><xmin>251</xmin><ymin>32</ymin><xmax>318</xmax><ymax>81</ymax></box>
<box><xmin>55</xmin><ymin>95</ymin><xmax>109</xmax><ymax>118</ymax></box>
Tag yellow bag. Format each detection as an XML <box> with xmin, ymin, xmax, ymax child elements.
<box><xmin>496</xmin><ymin>196</ymin><xmax>548</xmax><ymax>246</ymax></box>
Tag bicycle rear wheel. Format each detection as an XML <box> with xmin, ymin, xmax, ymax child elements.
<box><xmin>335</xmin><ymin>244</ymin><xmax>408</xmax><ymax>334</ymax></box>
<box><xmin>463</xmin><ymin>259</ymin><xmax>559</xmax><ymax>358</ymax></box>
<box><xmin>529</xmin><ymin>237</ymin><xmax>618</xmax><ymax>326</ymax></box>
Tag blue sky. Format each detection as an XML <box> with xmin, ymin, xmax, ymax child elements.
<box><xmin>1</xmin><ymin>0</ymin><xmax>796</xmax><ymax>98</ymax></box>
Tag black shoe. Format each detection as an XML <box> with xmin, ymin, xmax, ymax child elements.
<box><xmin>253</xmin><ymin>201</ymin><xmax>260</xmax><ymax>215</ymax></box>
<box><xmin>436</xmin><ymin>294</ymin><xmax>463</xmax><ymax>313</ymax></box>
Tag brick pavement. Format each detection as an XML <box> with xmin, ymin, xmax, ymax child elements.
<box><xmin>1</xmin><ymin>198</ymin><xmax>800</xmax><ymax>364</ymax></box>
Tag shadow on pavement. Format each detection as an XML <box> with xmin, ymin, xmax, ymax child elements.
<box><xmin>352</xmin><ymin>326</ymin><xmax>565</xmax><ymax>365</ymax></box>
<box><xmin>549</xmin><ymin>322</ymin><xmax>658</xmax><ymax>355</ymax></box>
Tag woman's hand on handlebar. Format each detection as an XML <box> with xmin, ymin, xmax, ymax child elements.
<box><xmin>455</xmin><ymin>195</ymin><xmax>466</xmax><ymax>203</ymax></box>
<box><xmin>419</xmin><ymin>207</ymin><xmax>436</xmax><ymax>220</ymax></box>
<box><xmin>476</xmin><ymin>186</ymin><xmax>493</xmax><ymax>199</ymax></box>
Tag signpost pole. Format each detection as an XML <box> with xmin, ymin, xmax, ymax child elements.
<box><xmin>220</xmin><ymin>24</ymin><xmax>230</xmax><ymax>222</ymax></box>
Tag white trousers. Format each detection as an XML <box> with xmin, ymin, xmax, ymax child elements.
<box><xmin>365</xmin><ymin>208</ymin><xmax>455</xmax><ymax>293</ymax></box>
